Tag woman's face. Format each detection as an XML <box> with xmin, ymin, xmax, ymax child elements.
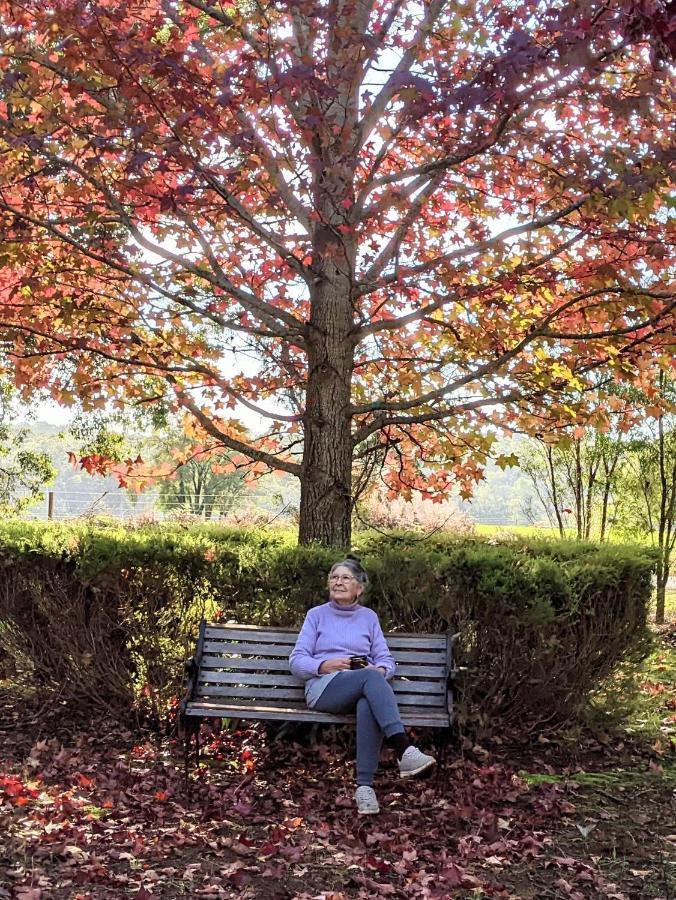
<box><xmin>328</xmin><ymin>564</ymin><xmax>364</xmax><ymax>605</ymax></box>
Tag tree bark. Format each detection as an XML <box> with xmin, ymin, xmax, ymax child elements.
<box><xmin>298</xmin><ymin>229</ymin><xmax>356</xmax><ymax>547</ymax></box>
<box><xmin>546</xmin><ymin>445</ymin><xmax>566</xmax><ymax>538</ymax></box>
<box><xmin>655</xmin><ymin>567</ymin><xmax>667</xmax><ymax>625</ymax></box>
<box><xmin>297</xmin><ymin>4</ymin><xmax>364</xmax><ymax>547</ymax></box>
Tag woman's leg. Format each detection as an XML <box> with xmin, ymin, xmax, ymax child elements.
<box><xmin>313</xmin><ymin>668</ymin><xmax>405</xmax><ymax>738</ymax></box>
<box><xmin>355</xmin><ymin>697</ymin><xmax>382</xmax><ymax>786</ymax></box>
<box><xmin>314</xmin><ymin>669</ymin><xmax>406</xmax><ymax>785</ymax></box>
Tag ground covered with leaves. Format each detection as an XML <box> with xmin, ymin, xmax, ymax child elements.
<box><xmin>1</xmin><ymin>631</ymin><xmax>674</xmax><ymax>900</ymax></box>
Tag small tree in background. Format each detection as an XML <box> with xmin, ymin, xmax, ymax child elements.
<box><xmin>522</xmin><ymin>430</ymin><xmax>627</xmax><ymax>540</ymax></box>
<box><xmin>152</xmin><ymin>434</ymin><xmax>248</xmax><ymax>520</ymax></box>
<box><xmin>0</xmin><ymin>378</ymin><xmax>56</xmax><ymax>511</ymax></box>
<box><xmin>616</xmin><ymin>373</ymin><xmax>676</xmax><ymax>624</ymax></box>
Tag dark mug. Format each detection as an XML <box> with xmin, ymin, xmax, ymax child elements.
<box><xmin>349</xmin><ymin>655</ymin><xmax>368</xmax><ymax>669</ymax></box>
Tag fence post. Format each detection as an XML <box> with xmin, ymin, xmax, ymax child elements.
<box><xmin>47</xmin><ymin>491</ymin><xmax>55</xmax><ymax>520</ymax></box>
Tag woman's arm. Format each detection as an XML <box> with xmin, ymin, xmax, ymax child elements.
<box><xmin>369</xmin><ymin>615</ymin><xmax>396</xmax><ymax>679</ymax></box>
<box><xmin>289</xmin><ymin>610</ymin><xmax>322</xmax><ymax>680</ymax></box>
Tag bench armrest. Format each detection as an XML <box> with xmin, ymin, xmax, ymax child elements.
<box><xmin>180</xmin><ymin>656</ymin><xmax>200</xmax><ymax>712</ymax></box>
<box><xmin>184</xmin><ymin>656</ymin><xmax>198</xmax><ymax>679</ymax></box>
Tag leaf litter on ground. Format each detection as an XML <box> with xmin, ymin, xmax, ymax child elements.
<box><xmin>1</xmin><ymin>648</ymin><xmax>674</xmax><ymax>900</ymax></box>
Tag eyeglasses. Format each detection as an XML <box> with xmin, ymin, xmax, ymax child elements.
<box><xmin>328</xmin><ymin>574</ymin><xmax>356</xmax><ymax>583</ymax></box>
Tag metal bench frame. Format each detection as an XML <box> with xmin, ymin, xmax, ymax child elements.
<box><xmin>180</xmin><ymin>621</ymin><xmax>457</xmax><ymax>774</ymax></box>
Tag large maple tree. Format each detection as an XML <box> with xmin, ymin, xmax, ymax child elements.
<box><xmin>0</xmin><ymin>0</ymin><xmax>673</xmax><ymax>546</ymax></box>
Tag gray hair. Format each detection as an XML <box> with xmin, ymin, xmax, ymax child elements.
<box><xmin>329</xmin><ymin>556</ymin><xmax>369</xmax><ymax>588</ymax></box>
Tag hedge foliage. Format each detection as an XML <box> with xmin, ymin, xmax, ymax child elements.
<box><xmin>0</xmin><ymin>520</ymin><xmax>655</xmax><ymax>734</ymax></box>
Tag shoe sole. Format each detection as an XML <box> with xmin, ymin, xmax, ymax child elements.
<box><xmin>399</xmin><ymin>759</ymin><xmax>436</xmax><ymax>778</ymax></box>
<box><xmin>357</xmin><ymin>807</ymin><xmax>380</xmax><ymax>815</ymax></box>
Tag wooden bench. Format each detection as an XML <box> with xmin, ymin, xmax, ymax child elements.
<box><xmin>180</xmin><ymin>622</ymin><xmax>457</xmax><ymax>770</ymax></box>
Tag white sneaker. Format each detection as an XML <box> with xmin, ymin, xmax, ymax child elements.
<box><xmin>354</xmin><ymin>785</ymin><xmax>380</xmax><ymax>815</ymax></box>
<box><xmin>399</xmin><ymin>745</ymin><xmax>436</xmax><ymax>778</ymax></box>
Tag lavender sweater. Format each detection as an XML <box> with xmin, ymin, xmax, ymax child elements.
<box><xmin>289</xmin><ymin>600</ymin><xmax>396</xmax><ymax>708</ymax></box>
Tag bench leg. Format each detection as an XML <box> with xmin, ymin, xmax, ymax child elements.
<box><xmin>182</xmin><ymin>717</ymin><xmax>201</xmax><ymax>782</ymax></box>
<box><xmin>433</xmin><ymin>728</ymin><xmax>453</xmax><ymax>792</ymax></box>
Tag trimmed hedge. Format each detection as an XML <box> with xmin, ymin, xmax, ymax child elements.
<box><xmin>0</xmin><ymin>520</ymin><xmax>655</xmax><ymax>734</ymax></box>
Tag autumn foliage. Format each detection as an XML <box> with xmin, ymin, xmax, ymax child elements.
<box><xmin>0</xmin><ymin>0</ymin><xmax>673</xmax><ymax>544</ymax></box>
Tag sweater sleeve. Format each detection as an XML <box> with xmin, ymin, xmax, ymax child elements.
<box><xmin>369</xmin><ymin>613</ymin><xmax>396</xmax><ymax>679</ymax></box>
<box><xmin>289</xmin><ymin>609</ymin><xmax>322</xmax><ymax>680</ymax></box>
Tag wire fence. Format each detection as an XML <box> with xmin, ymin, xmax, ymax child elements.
<box><xmin>15</xmin><ymin>489</ymin><xmax>286</xmax><ymax>524</ymax></box>
<box><xmin>16</xmin><ymin>488</ymin><xmax>530</xmax><ymax>527</ymax></box>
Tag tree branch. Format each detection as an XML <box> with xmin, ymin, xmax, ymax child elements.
<box><xmin>173</xmin><ymin>388</ymin><xmax>302</xmax><ymax>476</ymax></box>
<box><xmin>356</xmin><ymin>196</ymin><xmax>587</xmax><ymax>298</ymax></box>
<box><xmin>357</xmin><ymin>0</ymin><xmax>447</xmax><ymax>149</ymax></box>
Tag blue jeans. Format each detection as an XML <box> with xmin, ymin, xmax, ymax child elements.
<box><xmin>313</xmin><ymin>669</ymin><xmax>406</xmax><ymax>786</ymax></box>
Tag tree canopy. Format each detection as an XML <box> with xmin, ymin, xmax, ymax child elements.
<box><xmin>0</xmin><ymin>0</ymin><xmax>673</xmax><ymax>545</ymax></box>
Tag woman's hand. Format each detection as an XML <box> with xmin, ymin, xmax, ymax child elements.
<box><xmin>318</xmin><ymin>657</ymin><xmax>351</xmax><ymax>674</ymax></box>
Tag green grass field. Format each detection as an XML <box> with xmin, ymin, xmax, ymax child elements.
<box><xmin>475</xmin><ymin>523</ymin><xmax>559</xmax><ymax>538</ymax></box>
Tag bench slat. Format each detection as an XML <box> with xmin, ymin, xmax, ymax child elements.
<box><xmin>183</xmin><ymin>702</ymin><xmax>450</xmax><ymax>728</ymax></box>
<box><xmin>195</xmin><ymin>672</ymin><xmax>304</xmax><ymax>687</ymax></box>
<box><xmin>392</xmin><ymin>679</ymin><xmax>446</xmax><ymax>694</ymax></box>
<box><xmin>201</xmin><ymin>657</ymin><xmax>292</xmax><ymax>672</ymax></box>
<box><xmin>195</xmin><ymin>685</ymin><xmax>445</xmax><ymax>706</ymax></box>
<box><xmin>204</xmin><ymin>626</ymin><xmax>448</xmax><ymax>649</ymax></box>
<box><xmin>202</xmin><ymin>641</ymin><xmax>292</xmax><ymax>655</ymax></box>
<box><xmin>201</xmin><ymin>641</ymin><xmax>447</xmax><ymax>664</ymax></box>
<box><xmin>195</xmin><ymin>686</ymin><xmax>305</xmax><ymax>700</ymax></box>
<box><xmin>382</xmin><ymin>635</ymin><xmax>447</xmax><ymax>649</ymax></box>
<box><xmin>383</xmin><ymin>693</ymin><xmax>445</xmax><ymax>707</ymax></box>
<box><xmin>200</xmin><ymin>656</ymin><xmax>446</xmax><ymax>678</ymax></box>
<box><xmin>198</xmin><ymin>676</ymin><xmax>445</xmax><ymax>696</ymax></box>
<box><xmin>196</xmin><ymin>670</ymin><xmax>445</xmax><ymax>695</ymax></box>
<box><xmin>205</xmin><ymin>627</ymin><xmax>297</xmax><ymax>643</ymax></box>
<box><xmin>200</xmin><ymin>653</ymin><xmax>446</xmax><ymax>678</ymax></box>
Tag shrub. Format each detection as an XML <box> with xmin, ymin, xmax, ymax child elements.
<box><xmin>0</xmin><ymin>520</ymin><xmax>655</xmax><ymax>734</ymax></box>
<box><xmin>355</xmin><ymin>492</ymin><xmax>474</xmax><ymax>535</ymax></box>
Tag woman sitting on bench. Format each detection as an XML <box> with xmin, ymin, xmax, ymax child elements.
<box><xmin>289</xmin><ymin>556</ymin><xmax>436</xmax><ymax>815</ymax></box>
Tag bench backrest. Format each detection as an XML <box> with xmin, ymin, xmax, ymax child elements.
<box><xmin>191</xmin><ymin>622</ymin><xmax>452</xmax><ymax>721</ymax></box>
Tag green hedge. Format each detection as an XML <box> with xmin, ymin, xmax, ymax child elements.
<box><xmin>0</xmin><ymin>520</ymin><xmax>655</xmax><ymax>734</ymax></box>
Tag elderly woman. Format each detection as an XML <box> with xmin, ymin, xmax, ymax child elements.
<box><xmin>289</xmin><ymin>556</ymin><xmax>435</xmax><ymax>815</ymax></box>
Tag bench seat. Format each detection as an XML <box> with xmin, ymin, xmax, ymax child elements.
<box><xmin>181</xmin><ymin>622</ymin><xmax>455</xmax><ymax>730</ymax></box>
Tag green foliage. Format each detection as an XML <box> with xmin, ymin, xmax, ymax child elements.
<box><xmin>0</xmin><ymin>521</ymin><xmax>655</xmax><ymax>735</ymax></box>
<box><xmin>0</xmin><ymin>380</ymin><xmax>56</xmax><ymax>513</ymax></box>
<box><xmin>68</xmin><ymin>411</ymin><xmax>132</xmax><ymax>463</ymax></box>
<box><xmin>520</xmin><ymin>430</ymin><xmax>627</xmax><ymax>540</ymax></box>
<box><xmin>150</xmin><ymin>431</ymin><xmax>249</xmax><ymax>519</ymax></box>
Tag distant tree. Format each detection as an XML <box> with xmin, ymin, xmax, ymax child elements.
<box><xmin>522</xmin><ymin>430</ymin><xmax>627</xmax><ymax>540</ymax></box>
<box><xmin>616</xmin><ymin>373</ymin><xmax>676</xmax><ymax>624</ymax></box>
<box><xmin>0</xmin><ymin>379</ymin><xmax>56</xmax><ymax>511</ymax></box>
<box><xmin>154</xmin><ymin>442</ymin><xmax>248</xmax><ymax>520</ymax></box>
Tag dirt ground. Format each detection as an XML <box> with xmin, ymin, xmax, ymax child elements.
<box><xmin>1</xmin><ymin>629</ymin><xmax>674</xmax><ymax>900</ymax></box>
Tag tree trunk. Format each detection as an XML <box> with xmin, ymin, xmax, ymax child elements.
<box><xmin>574</xmin><ymin>441</ymin><xmax>583</xmax><ymax>540</ymax></box>
<box><xmin>546</xmin><ymin>445</ymin><xmax>566</xmax><ymax>538</ymax></box>
<box><xmin>655</xmin><ymin>574</ymin><xmax>667</xmax><ymax>625</ymax></box>
<box><xmin>298</xmin><ymin>231</ymin><xmax>356</xmax><ymax>547</ymax></box>
<box><xmin>599</xmin><ymin>441</ymin><xmax>621</xmax><ymax>543</ymax></box>
<box><xmin>599</xmin><ymin>481</ymin><xmax>611</xmax><ymax>542</ymax></box>
<box><xmin>296</xmin><ymin>1</ymin><xmax>365</xmax><ymax>547</ymax></box>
